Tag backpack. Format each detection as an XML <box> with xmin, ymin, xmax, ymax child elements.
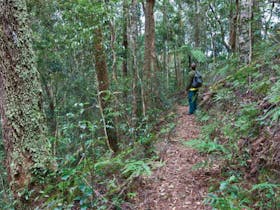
<box><xmin>191</xmin><ymin>71</ymin><xmax>203</xmax><ymax>88</ymax></box>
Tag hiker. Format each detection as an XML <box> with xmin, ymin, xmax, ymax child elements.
<box><xmin>186</xmin><ymin>63</ymin><xmax>202</xmax><ymax>115</ymax></box>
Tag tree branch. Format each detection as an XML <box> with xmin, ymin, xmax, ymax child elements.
<box><xmin>209</xmin><ymin>3</ymin><xmax>231</xmax><ymax>53</ymax></box>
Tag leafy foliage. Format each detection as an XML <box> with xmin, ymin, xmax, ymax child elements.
<box><xmin>183</xmin><ymin>139</ymin><xmax>227</xmax><ymax>154</ymax></box>
<box><xmin>195</xmin><ymin>41</ymin><xmax>280</xmax><ymax>209</ymax></box>
<box><xmin>0</xmin><ymin>0</ymin><xmax>280</xmax><ymax>209</ymax></box>
<box><xmin>206</xmin><ymin>176</ymin><xmax>251</xmax><ymax>210</ymax></box>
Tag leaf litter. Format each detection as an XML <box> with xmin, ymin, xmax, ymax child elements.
<box><xmin>133</xmin><ymin>105</ymin><xmax>214</xmax><ymax>210</ymax></box>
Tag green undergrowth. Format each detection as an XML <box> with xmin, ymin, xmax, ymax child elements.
<box><xmin>184</xmin><ymin>42</ymin><xmax>280</xmax><ymax>209</ymax></box>
<box><xmin>0</xmin><ymin>100</ymin><xmax>177</xmax><ymax>209</ymax></box>
<box><xmin>39</xmin><ymin>108</ymin><xmax>177</xmax><ymax>209</ymax></box>
<box><xmin>40</xmin><ymin>150</ymin><xmax>155</xmax><ymax>209</ymax></box>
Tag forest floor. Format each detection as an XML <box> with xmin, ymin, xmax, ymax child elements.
<box><xmin>133</xmin><ymin>105</ymin><xmax>214</xmax><ymax>210</ymax></box>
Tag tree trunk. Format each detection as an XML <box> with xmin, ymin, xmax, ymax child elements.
<box><xmin>162</xmin><ymin>0</ymin><xmax>169</xmax><ymax>90</ymax></box>
<box><xmin>229</xmin><ymin>0</ymin><xmax>239</xmax><ymax>52</ymax></box>
<box><xmin>129</xmin><ymin>0</ymin><xmax>141</xmax><ymax>131</ymax></box>
<box><xmin>264</xmin><ymin>2</ymin><xmax>275</xmax><ymax>40</ymax></box>
<box><xmin>174</xmin><ymin>48</ymin><xmax>179</xmax><ymax>88</ymax></box>
<box><xmin>43</xmin><ymin>79</ymin><xmax>57</xmax><ymax>137</ymax></box>
<box><xmin>93</xmin><ymin>28</ymin><xmax>118</xmax><ymax>153</ymax></box>
<box><xmin>122</xmin><ymin>0</ymin><xmax>129</xmax><ymax>78</ymax></box>
<box><xmin>0</xmin><ymin>0</ymin><xmax>56</xmax><ymax>205</ymax></box>
<box><xmin>143</xmin><ymin>0</ymin><xmax>156</xmax><ymax>114</ymax></box>
<box><xmin>238</xmin><ymin>0</ymin><xmax>252</xmax><ymax>64</ymax></box>
<box><xmin>251</xmin><ymin>0</ymin><xmax>262</xmax><ymax>54</ymax></box>
<box><xmin>109</xmin><ymin>20</ymin><xmax>117</xmax><ymax>81</ymax></box>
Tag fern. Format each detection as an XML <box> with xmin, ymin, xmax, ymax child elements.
<box><xmin>268</xmin><ymin>80</ymin><xmax>280</xmax><ymax>104</ymax></box>
<box><xmin>250</xmin><ymin>182</ymin><xmax>280</xmax><ymax>209</ymax></box>
<box><xmin>250</xmin><ymin>182</ymin><xmax>279</xmax><ymax>192</ymax></box>
<box><xmin>183</xmin><ymin>139</ymin><xmax>227</xmax><ymax>154</ymax></box>
<box><xmin>191</xmin><ymin>49</ymin><xmax>207</xmax><ymax>63</ymax></box>
<box><xmin>213</xmin><ymin>89</ymin><xmax>235</xmax><ymax>103</ymax></box>
<box><xmin>121</xmin><ymin>160</ymin><xmax>152</xmax><ymax>179</ymax></box>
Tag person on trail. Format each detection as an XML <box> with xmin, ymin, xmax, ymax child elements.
<box><xmin>186</xmin><ymin>63</ymin><xmax>202</xmax><ymax>115</ymax></box>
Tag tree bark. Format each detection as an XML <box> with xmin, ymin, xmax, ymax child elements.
<box><xmin>229</xmin><ymin>0</ymin><xmax>239</xmax><ymax>52</ymax></box>
<box><xmin>162</xmin><ymin>0</ymin><xmax>169</xmax><ymax>90</ymax></box>
<box><xmin>143</xmin><ymin>0</ymin><xmax>156</xmax><ymax>114</ymax></box>
<box><xmin>251</xmin><ymin>0</ymin><xmax>262</xmax><ymax>52</ymax></box>
<box><xmin>93</xmin><ymin>28</ymin><xmax>118</xmax><ymax>153</ymax></box>
<box><xmin>0</xmin><ymin>0</ymin><xmax>55</xmax><ymax>205</ymax></box>
<box><xmin>43</xmin><ymin>79</ymin><xmax>57</xmax><ymax>137</ymax></box>
<box><xmin>122</xmin><ymin>0</ymin><xmax>129</xmax><ymax>77</ymax></box>
<box><xmin>238</xmin><ymin>0</ymin><xmax>252</xmax><ymax>64</ymax></box>
<box><xmin>109</xmin><ymin>20</ymin><xmax>117</xmax><ymax>81</ymax></box>
<box><xmin>129</xmin><ymin>0</ymin><xmax>140</xmax><ymax>130</ymax></box>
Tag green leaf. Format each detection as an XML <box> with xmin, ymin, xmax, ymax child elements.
<box><xmin>191</xmin><ymin>49</ymin><xmax>207</xmax><ymax>63</ymax></box>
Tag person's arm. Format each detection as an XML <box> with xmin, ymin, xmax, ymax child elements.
<box><xmin>186</xmin><ymin>71</ymin><xmax>195</xmax><ymax>91</ymax></box>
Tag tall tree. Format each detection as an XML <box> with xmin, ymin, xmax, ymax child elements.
<box><xmin>229</xmin><ymin>0</ymin><xmax>239</xmax><ymax>52</ymax></box>
<box><xmin>122</xmin><ymin>0</ymin><xmax>129</xmax><ymax>78</ymax></box>
<box><xmin>143</xmin><ymin>0</ymin><xmax>156</xmax><ymax>114</ymax></box>
<box><xmin>162</xmin><ymin>0</ymin><xmax>169</xmax><ymax>89</ymax></box>
<box><xmin>174</xmin><ymin>1</ymin><xmax>185</xmax><ymax>89</ymax></box>
<box><xmin>251</xmin><ymin>0</ymin><xmax>262</xmax><ymax>52</ymax></box>
<box><xmin>129</xmin><ymin>0</ymin><xmax>141</xmax><ymax>128</ymax></box>
<box><xmin>238</xmin><ymin>0</ymin><xmax>252</xmax><ymax>64</ymax></box>
<box><xmin>0</xmin><ymin>0</ymin><xmax>55</xmax><ymax>205</ymax></box>
<box><xmin>93</xmin><ymin>27</ymin><xmax>119</xmax><ymax>152</ymax></box>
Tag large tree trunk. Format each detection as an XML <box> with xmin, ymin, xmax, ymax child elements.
<box><xmin>238</xmin><ymin>0</ymin><xmax>252</xmax><ymax>64</ymax></box>
<box><xmin>0</xmin><ymin>0</ymin><xmax>55</xmax><ymax>205</ymax></box>
<box><xmin>143</xmin><ymin>0</ymin><xmax>156</xmax><ymax>114</ymax></box>
<box><xmin>93</xmin><ymin>28</ymin><xmax>118</xmax><ymax>153</ymax></box>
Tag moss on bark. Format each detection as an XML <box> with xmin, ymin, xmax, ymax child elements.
<box><xmin>0</xmin><ymin>0</ymin><xmax>56</xmax><ymax>206</ymax></box>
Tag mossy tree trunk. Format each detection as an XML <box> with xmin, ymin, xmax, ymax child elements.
<box><xmin>0</xmin><ymin>0</ymin><xmax>55</xmax><ymax>206</ymax></box>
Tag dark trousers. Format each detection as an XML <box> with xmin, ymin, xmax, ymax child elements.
<box><xmin>188</xmin><ymin>90</ymin><xmax>198</xmax><ymax>114</ymax></box>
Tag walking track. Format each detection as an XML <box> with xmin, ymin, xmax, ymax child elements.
<box><xmin>134</xmin><ymin>105</ymin><xmax>212</xmax><ymax>210</ymax></box>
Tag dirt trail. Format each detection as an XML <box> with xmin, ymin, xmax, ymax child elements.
<box><xmin>135</xmin><ymin>105</ymin><xmax>211</xmax><ymax>210</ymax></box>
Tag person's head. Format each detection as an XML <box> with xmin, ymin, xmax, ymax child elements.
<box><xmin>191</xmin><ymin>63</ymin><xmax>196</xmax><ymax>70</ymax></box>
